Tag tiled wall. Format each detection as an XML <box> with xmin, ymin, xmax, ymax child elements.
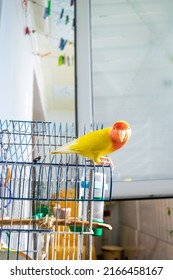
<box><xmin>118</xmin><ymin>199</ymin><xmax>173</xmax><ymax>259</ymax></box>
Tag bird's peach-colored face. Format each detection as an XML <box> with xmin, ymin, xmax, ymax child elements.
<box><xmin>112</xmin><ymin>121</ymin><xmax>131</xmax><ymax>143</ymax></box>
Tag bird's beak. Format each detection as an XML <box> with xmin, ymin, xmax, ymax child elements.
<box><xmin>118</xmin><ymin>130</ymin><xmax>126</xmax><ymax>142</ymax></box>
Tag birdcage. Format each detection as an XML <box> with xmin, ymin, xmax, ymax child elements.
<box><xmin>0</xmin><ymin>120</ymin><xmax>112</xmax><ymax>260</ymax></box>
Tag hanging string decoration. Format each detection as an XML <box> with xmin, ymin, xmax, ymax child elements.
<box><xmin>22</xmin><ymin>0</ymin><xmax>75</xmax><ymax>65</ymax></box>
<box><xmin>51</xmin><ymin>0</ymin><xmax>75</xmax><ymax>49</ymax></box>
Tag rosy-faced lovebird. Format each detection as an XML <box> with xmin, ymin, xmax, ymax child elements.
<box><xmin>50</xmin><ymin>120</ymin><xmax>131</xmax><ymax>167</ymax></box>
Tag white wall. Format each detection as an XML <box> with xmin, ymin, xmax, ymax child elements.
<box><xmin>119</xmin><ymin>199</ymin><xmax>173</xmax><ymax>259</ymax></box>
<box><xmin>0</xmin><ymin>0</ymin><xmax>36</xmax><ymax>121</ymax></box>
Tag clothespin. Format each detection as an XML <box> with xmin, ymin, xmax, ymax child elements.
<box><xmin>65</xmin><ymin>15</ymin><xmax>69</xmax><ymax>25</ymax></box>
<box><xmin>60</xmin><ymin>8</ymin><xmax>64</xmax><ymax>19</ymax></box>
<box><xmin>47</xmin><ymin>0</ymin><xmax>51</xmax><ymax>16</ymax></box>
<box><xmin>25</xmin><ymin>26</ymin><xmax>30</xmax><ymax>35</ymax></box>
<box><xmin>72</xmin><ymin>18</ymin><xmax>75</xmax><ymax>30</ymax></box>
<box><xmin>58</xmin><ymin>55</ymin><xmax>64</xmax><ymax>66</ymax></box>
<box><xmin>67</xmin><ymin>56</ymin><xmax>70</xmax><ymax>67</ymax></box>
<box><xmin>70</xmin><ymin>0</ymin><xmax>74</xmax><ymax>6</ymax></box>
<box><xmin>43</xmin><ymin>7</ymin><xmax>49</xmax><ymax>19</ymax></box>
<box><xmin>59</xmin><ymin>38</ymin><xmax>68</xmax><ymax>51</ymax></box>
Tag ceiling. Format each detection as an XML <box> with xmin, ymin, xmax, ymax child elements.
<box><xmin>31</xmin><ymin>0</ymin><xmax>173</xmax><ymax>184</ymax></box>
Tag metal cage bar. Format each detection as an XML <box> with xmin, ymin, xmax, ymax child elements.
<box><xmin>0</xmin><ymin>120</ymin><xmax>112</xmax><ymax>260</ymax></box>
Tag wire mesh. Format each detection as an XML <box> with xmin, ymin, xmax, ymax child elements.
<box><xmin>0</xmin><ymin>120</ymin><xmax>112</xmax><ymax>260</ymax></box>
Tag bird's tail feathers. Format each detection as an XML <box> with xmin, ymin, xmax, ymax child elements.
<box><xmin>50</xmin><ymin>140</ymin><xmax>77</xmax><ymax>154</ymax></box>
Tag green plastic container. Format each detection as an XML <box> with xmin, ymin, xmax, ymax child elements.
<box><xmin>92</xmin><ymin>219</ymin><xmax>104</xmax><ymax>236</ymax></box>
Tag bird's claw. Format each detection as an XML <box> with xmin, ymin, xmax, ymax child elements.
<box><xmin>98</xmin><ymin>157</ymin><xmax>114</xmax><ymax>170</ymax></box>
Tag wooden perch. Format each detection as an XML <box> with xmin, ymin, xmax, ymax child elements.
<box><xmin>0</xmin><ymin>216</ymin><xmax>112</xmax><ymax>230</ymax></box>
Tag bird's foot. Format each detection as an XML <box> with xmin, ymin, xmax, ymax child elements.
<box><xmin>98</xmin><ymin>156</ymin><xmax>114</xmax><ymax>170</ymax></box>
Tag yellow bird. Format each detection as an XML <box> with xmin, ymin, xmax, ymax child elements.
<box><xmin>50</xmin><ymin>120</ymin><xmax>131</xmax><ymax>167</ymax></box>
